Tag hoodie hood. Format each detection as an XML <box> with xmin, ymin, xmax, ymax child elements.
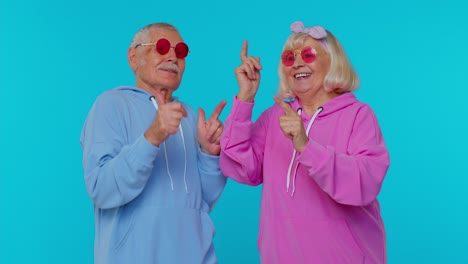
<box><xmin>289</xmin><ymin>92</ymin><xmax>358</xmax><ymax>118</ymax></box>
<box><xmin>115</xmin><ymin>85</ymin><xmax>150</xmax><ymax>95</ymax></box>
<box><xmin>114</xmin><ymin>85</ymin><xmax>180</xmax><ymax>103</ymax></box>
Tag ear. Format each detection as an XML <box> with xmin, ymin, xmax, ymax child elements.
<box><xmin>128</xmin><ymin>47</ymin><xmax>138</xmax><ymax>72</ymax></box>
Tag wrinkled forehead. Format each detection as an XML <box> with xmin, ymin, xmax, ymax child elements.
<box><xmin>149</xmin><ymin>28</ymin><xmax>183</xmax><ymax>43</ymax></box>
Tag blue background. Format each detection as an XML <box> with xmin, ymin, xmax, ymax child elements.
<box><xmin>1</xmin><ymin>0</ymin><xmax>467</xmax><ymax>263</ymax></box>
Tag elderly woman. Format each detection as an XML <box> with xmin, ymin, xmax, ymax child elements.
<box><xmin>220</xmin><ymin>21</ymin><xmax>390</xmax><ymax>263</ymax></box>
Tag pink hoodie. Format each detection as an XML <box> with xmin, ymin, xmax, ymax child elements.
<box><xmin>220</xmin><ymin>93</ymin><xmax>390</xmax><ymax>263</ymax></box>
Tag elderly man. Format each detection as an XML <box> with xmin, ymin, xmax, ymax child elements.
<box><xmin>80</xmin><ymin>22</ymin><xmax>227</xmax><ymax>264</ymax></box>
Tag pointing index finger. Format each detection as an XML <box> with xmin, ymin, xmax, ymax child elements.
<box><xmin>273</xmin><ymin>96</ymin><xmax>295</xmax><ymax>114</ymax></box>
<box><xmin>240</xmin><ymin>40</ymin><xmax>248</xmax><ymax>62</ymax></box>
<box><xmin>209</xmin><ymin>100</ymin><xmax>227</xmax><ymax>121</ymax></box>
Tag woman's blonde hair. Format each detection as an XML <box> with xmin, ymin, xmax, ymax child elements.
<box><xmin>278</xmin><ymin>30</ymin><xmax>359</xmax><ymax>98</ymax></box>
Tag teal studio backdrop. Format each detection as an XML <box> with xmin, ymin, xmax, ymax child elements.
<box><xmin>1</xmin><ymin>0</ymin><xmax>467</xmax><ymax>263</ymax></box>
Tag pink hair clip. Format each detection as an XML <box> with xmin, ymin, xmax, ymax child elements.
<box><xmin>290</xmin><ymin>21</ymin><xmax>327</xmax><ymax>39</ymax></box>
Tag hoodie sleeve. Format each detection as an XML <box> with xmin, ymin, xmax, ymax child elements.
<box><xmin>197</xmin><ymin>148</ymin><xmax>227</xmax><ymax>211</ymax></box>
<box><xmin>219</xmin><ymin>97</ymin><xmax>268</xmax><ymax>186</ymax></box>
<box><xmin>296</xmin><ymin>105</ymin><xmax>390</xmax><ymax>206</ymax></box>
<box><xmin>182</xmin><ymin>103</ymin><xmax>227</xmax><ymax>211</ymax></box>
<box><xmin>80</xmin><ymin>93</ymin><xmax>158</xmax><ymax>209</ymax></box>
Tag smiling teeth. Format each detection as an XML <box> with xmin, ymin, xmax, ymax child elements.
<box><xmin>295</xmin><ymin>73</ymin><xmax>311</xmax><ymax>78</ymax></box>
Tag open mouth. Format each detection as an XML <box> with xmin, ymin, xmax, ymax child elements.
<box><xmin>294</xmin><ymin>73</ymin><xmax>311</xmax><ymax>79</ymax></box>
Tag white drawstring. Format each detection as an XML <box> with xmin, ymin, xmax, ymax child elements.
<box><xmin>178</xmin><ymin>125</ymin><xmax>188</xmax><ymax>193</ymax></box>
<box><xmin>286</xmin><ymin>106</ymin><xmax>323</xmax><ymax>197</ymax></box>
<box><xmin>149</xmin><ymin>96</ymin><xmax>188</xmax><ymax>193</ymax></box>
<box><xmin>286</xmin><ymin>149</ymin><xmax>297</xmax><ymax>192</ymax></box>
<box><xmin>162</xmin><ymin>143</ymin><xmax>174</xmax><ymax>191</ymax></box>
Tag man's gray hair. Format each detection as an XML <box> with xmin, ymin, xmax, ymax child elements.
<box><xmin>129</xmin><ymin>22</ymin><xmax>179</xmax><ymax>48</ymax></box>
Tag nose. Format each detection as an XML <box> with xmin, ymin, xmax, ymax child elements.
<box><xmin>163</xmin><ymin>47</ymin><xmax>178</xmax><ymax>62</ymax></box>
<box><xmin>292</xmin><ymin>52</ymin><xmax>305</xmax><ymax>67</ymax></box>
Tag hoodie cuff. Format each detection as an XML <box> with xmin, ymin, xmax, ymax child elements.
<box><xmin>231</xmin><ymin>96</ymin><xmax>254</xmax><ymax>122</ymax></box>
<box><xmin>296</xmin><ymin>139</ymin><xmax>327</xmax><ymax>171</ymax></box>
<box><xmin>130</xmin><ymin>134</ymin><xmax>160</xmax><ymax>166</ymax></box>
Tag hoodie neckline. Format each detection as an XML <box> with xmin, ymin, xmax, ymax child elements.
<box><xmin>288</xmin><ymin>92</ymin><xmax>357</xmax><ymax>119</ymax></box>
<box><xmin>115</xmin><ymin>85</ymin><xmax>180</xmax><ymax>102</ymax></box>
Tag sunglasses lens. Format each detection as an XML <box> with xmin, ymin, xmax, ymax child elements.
<box><xmin>156</xmin><ymin>38</ymin><xmax>171</xmax><ymax>55</ymax></box>
<box><xmin>301</xmin><ymin>47</ymin><xmax>316</xmax><ymax>63</ymax></box>
<box><xmin>175</xmin><ymin>42</ymin><xmax>189</xmax><ymax>59</ymax></box>
<box><xmin>281</xmin><ymin>50</ymin><xmax>295</xmax><ymax>66</ymax></box>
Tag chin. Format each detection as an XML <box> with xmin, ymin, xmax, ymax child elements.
<box><xmin>159</xmin><ymin>80</ymin><xmax>180</xmax><ymax>89</ymax></box>
<box><xmin>164</xmin><ymin>84</ymin><xmax>180</xmax><ymax>92</ymax></box>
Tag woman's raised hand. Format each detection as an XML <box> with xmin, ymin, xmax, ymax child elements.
<box><xmin>234</xmin><ymin>40</ymin><xmax>262</xmax><ymax>103</ymax></box>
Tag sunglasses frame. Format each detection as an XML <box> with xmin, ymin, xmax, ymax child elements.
<box><xmin>281</xmin><ymin>46</ymin><xmax>319</xmax><ymax>67</ymax></box>
<box><xmin>135</xmin><ymin>38</ymin><xmax>189</xmax><ymax>59</ymax></box>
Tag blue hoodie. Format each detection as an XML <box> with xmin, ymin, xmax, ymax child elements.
<box><xmin>80</xmin><ymin>86</ymin><xmax>227</xmax><ymax>264</ymax></box>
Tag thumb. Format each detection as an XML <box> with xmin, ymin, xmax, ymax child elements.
<box><xmin>154</xmin><ymin>90</ymin><xmax>167</xmax><ymax>105</ymax></box>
